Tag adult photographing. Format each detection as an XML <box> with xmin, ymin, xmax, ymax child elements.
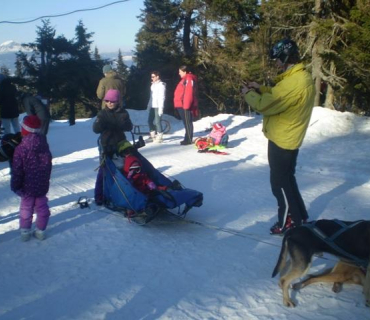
<box><xmin>242</xmin><ymin>39</ymin><xmax>315</xmax><ymax>235</ymax></box>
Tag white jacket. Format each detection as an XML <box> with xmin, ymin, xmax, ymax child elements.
<box><xmin>147</xmin><ymin>81</ymin><xmax>166</xmax><ymax>114</ymax></box>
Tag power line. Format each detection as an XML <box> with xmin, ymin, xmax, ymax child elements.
<box><xmin>0</xmin><ymin>0</ymin><xmax>130</xmax><ymax>24</ymax></box>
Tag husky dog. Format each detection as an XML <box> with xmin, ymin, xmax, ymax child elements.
<box><xmin>272</xmin><ymin>219</ymin><xmax>370</xmax><ymax>307</ymax></box>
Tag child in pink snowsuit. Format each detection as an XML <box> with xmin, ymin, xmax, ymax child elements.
<box><xmin>11</xmin><ymin>115</ymin><xmax>52</xmax><ymax>241</ymax></box>
<box><xmin>209</xmin><ymin>122</ymin><xmax>228</xmax><ymax>145</ymax></box>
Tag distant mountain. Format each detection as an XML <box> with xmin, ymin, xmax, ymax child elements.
<box><xmin>0</xmin><ymin>40</ymin><xmax>133</xmax><ymax>75</ymax></box>
<box><xmin>0</xmin><ymin>40</ymin><xmax>31</xmax><ymax>53</ymax></box>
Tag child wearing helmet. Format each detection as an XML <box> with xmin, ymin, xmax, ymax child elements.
<box><xmin>117</xmin><ymin>140</ymin><xmax>159</xmax><ymax>195</ymax></box>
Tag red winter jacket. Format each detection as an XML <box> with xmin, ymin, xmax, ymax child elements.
<box><xmin>122</xmin><ymin>154</ymin><xmax>155</xmax><ymax>194</ymax></box>
<box><xmin>173</xmin><ymin>73</ymin><xmax>199</xmax><ymax>117</ymax></box>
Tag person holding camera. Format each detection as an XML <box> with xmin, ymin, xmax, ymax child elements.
<box><xmin>242</xmin><ymin>39</ymin><xmax>315</xmax><ymax>235</ymax></box>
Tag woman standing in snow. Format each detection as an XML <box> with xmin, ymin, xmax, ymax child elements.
<box><xmin>11</xmin><ymin>115</ymin><xmax>52</xmax><ymax>241</ymax></box>
<box><xmin>173</xmin><ymin>65</ymin><xmax>199</xmax><ymax>145</ymax></box>
<box><xmin>147</xmin><ymin>71</ymin><xmax>166</xmax><ymax>143</ymax></box>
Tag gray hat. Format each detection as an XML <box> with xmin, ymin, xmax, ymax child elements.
<box><xmin>103</xmin><ymin>65</ymin><xmax>112</xmax><ymax>73</ymax></box>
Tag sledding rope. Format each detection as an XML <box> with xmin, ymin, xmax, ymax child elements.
<box><xmin>168</xmin><ymin>217</ymin><xmax>354</xmax><ymax>266</ymax></box>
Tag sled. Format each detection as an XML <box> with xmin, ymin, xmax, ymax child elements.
<box><xmin>101</xmin><ymin>151</ymin><xmax>203</xmax><ymax>225</ymax></box>
<box><xmin>132</xmin><ymin>119</ymin><xmax>171</xmax><ymax>136</ymax></box>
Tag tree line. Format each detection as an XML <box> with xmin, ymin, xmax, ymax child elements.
<box><xmin>6</xmin><ymin>0</ymin><xmax>370</xmax><ymax>123</ymax></box>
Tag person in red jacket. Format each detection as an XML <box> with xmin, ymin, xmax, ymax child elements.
<box><xmin>173</xmin><ymin>65</ymin><xmax>199</xmax><ymax>145</ymax></box>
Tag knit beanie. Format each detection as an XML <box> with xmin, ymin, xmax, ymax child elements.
<box><xmin>21</xmin><ymin>115</ymin><xmax>41</xmax><ymax>136</ymax></box>
<box><xmin>104</xmin><ymin>89</ymin><xmax>120</xmax><ymax>103</ymax></box>
<box><xmin>103</xmin><ymin>65</ymin><xmax>112</xmax><ymax>73</ymax></box>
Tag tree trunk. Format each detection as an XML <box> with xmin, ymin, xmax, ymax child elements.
<box><xmin>324</xmin><ymin>61</ymin><xmax>335</xmax><ymax>110</ymax></box>
<box><xmin>69</xmin><ymin>99</ymin><xmax>76</xmax><ymax>126</ymax></box>
<box><xmin>311</xmin><ymin>0</ymin><xmax>324</xmax><ymax>106</ymax></box>
<box><xmin>183</xmin><ymin>10</ymin><xmax>193</xmax><ymax>57</ymax></box>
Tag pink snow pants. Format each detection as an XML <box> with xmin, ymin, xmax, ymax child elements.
<box><xmin>19</xmin><ymin>196</ymin><xmax>50</xmax><ymax>230</ymax></box>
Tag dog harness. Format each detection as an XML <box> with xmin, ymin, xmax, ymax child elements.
<box><xmin>303</xmin><ymin>219</ymin><xmax>368</xmax><ymax>267</ymax></box>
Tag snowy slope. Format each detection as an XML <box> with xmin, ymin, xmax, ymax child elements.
<box><xmin>1</xmin><ymin>107</ymin><xmax>370</xmax><ymax>320</ymax></box>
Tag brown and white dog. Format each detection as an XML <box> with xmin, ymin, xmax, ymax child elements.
<box><xmin>292</xmin><ymin>261</ymin><xmax>365</xmax><ymax>293</ymax></box>
<box><xmin>272</xmin><ymin>219</ymin><xmax>370</xmax><ymax>307</ymax></box>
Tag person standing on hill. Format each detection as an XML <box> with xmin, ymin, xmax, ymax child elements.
<box><xmin>173</xmin><ymin>65</ymin><xmax>199</xmax><ymax>145</ymax></box>
<box><xmin>96</xmin><ymin>64</ymin><xmax>126</xmax><ymax>109</ymax></box>
<box><xmin>147</xmin><ymin>71</ymin><xmax>166</xmax><ymax>143</ymax></box>
<box><xmin>11</xmin><ymin>115</ymin><xmax>52</xmax><ymax>241</ymax></box>
<box><xmin>242</xmin><ymin>39</ymin><xmax>315</xmax><ymax>235</ymax></box>
<box><xmin>93</xmin><ymin>89</ymin><xmax>133</xmax><ymax>205</ymax></box>
<box><xmin>0</xmin><ymin>77</ymin><xmax>21</xmax><ymax>135</ymax></box>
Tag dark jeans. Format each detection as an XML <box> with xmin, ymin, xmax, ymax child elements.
<box><xmin>268</xmin><ymin>140</ymin><xmax>308</xmax><ymax>227</ymax></box>
<box><xmin>177</xmin><ymin>108</ymin><xmax>193</xmax><ymax>143</ymax></box>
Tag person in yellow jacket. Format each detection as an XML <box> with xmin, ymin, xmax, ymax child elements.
<box><xmin>242</xmin><ymin>39</ymin><xmax>315</xmax><ymax>235</ymax></box>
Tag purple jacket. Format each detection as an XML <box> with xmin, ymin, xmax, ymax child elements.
<box><xmin>11</xmin><ymin>133</ymin><xmax>52</xmax><ymax>197</ymax></box>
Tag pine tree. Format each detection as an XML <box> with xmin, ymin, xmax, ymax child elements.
<box><xmin>116</xmin><ymin>49</ymin><xmax>129</xmax><ymax>82</ymax></box>
<box><xmin>0</xmin><ymin>66</ymin><xmax>10</xmax><ymax>76</ymax></box>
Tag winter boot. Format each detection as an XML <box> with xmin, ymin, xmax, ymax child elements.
<box><xmin>20</xmin><ymin>228</ymin><xmax>31</xmax><ymax>242</ymax></box>
<box><xmin>154</xmin><ymin>132</ymin><xmax>163</xmax><ymax>143</ymax></box>
<box><xmin>34</xmin><ymin>229</ymin><xmax>46</xmax><ymax>241</ymax></box>
<box><xmin>149</xmin><ymin>131</ymin><xmax>156</xmax><ymax>142</ymax></box>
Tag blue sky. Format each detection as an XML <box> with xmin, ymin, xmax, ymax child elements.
<box><xmin>0</xmin><ymin>0</ymin><xmax>144</xmax><ymax>53</ymax></box>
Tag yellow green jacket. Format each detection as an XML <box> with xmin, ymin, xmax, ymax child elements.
<box><xmin>245</xmin><ymin>63</ymin><xmax>315</xmax><ymax>150</ymax></box>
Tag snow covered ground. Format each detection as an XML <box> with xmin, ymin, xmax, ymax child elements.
<box><xmin>1</xmin><ymin>107</ymin><xmax>370</xmax><ymax>320</ymax></box>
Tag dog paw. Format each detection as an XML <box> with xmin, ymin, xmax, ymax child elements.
<box><xmin>283</xmin><ymin>299</ymin><xmax>296</xmax><ymax>308</ymax></box>
<box><xmin>332</xmin><ymin>282</ymin><xmax>342</xmax><ymax>293</ymax></box>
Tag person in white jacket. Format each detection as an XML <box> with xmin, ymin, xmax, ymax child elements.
<box><xmin>147</xmin><ymin>71</ymin><xmax>166</xmax><ymax>143</ymax></box>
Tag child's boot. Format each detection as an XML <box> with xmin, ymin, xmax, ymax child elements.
<box><xmin>34</xmin><ymin>228</ymin><xmax>45</xmax><ymax>240</ymax></box>
<box><xmin>20</xmin><ymin>228</ymin><xmax>31</xmax><ymax>242</ymax></box>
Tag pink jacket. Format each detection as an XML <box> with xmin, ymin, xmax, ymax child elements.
<box><xmin>209</xmin><ymin>124</ymin><xmax>227</xmax><ymax>145</ymax></box>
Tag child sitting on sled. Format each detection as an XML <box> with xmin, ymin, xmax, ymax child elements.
<box><xmin>117</xmin><ymin>140</ymin><xmax>167</xmax><ymax>195</ymax></box>
<box><xmin>194</xmin><ymin>122</ymin><xmax>229</xmax><ymax>152</ymax></box>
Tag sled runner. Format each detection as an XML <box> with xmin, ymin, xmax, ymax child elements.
<box><xmin>100</xmin><ymin>151</ymin><xmax>203</xmax><ymax>225</ymax></box>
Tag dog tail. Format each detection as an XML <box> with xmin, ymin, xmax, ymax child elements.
<box><xmin>272</xmin><ymin>235</ymin><xmax>289</xmax><ymax>278</ymax></box>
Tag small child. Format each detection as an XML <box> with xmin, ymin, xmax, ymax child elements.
<box><xmin>195</xmin><ymin>122</ymin><xmax>229</xmax><ymax>151</ymax></box>
<box><xmin>209</xmin><ymin>122</ymin><xmax>228</xmax><ymax>146</ymax></box>
<box><xmin>11</xmin><ymin>115</ymin><xmax>52</xmax><ymax>241</ymax></box>
<box><xmin>117</xmin><ymin>140</ymin><xmax>158</xmax><ymax>195</ymax></box>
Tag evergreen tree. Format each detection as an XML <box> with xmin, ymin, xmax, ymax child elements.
<box><xmin>93</xmin><ymin>46</ymin><xmax>102</xmax><ymax>60</ymax></box>
<box><xmin>0</xmin><ymin>66</ymin><xmax>10</xmax><ymax>77</ymax></box>
<box><xmin>54</xmin><ymin>21</ymin><xmax>101</xmax><ymax>125</ymax></box>
<box><xmin>116</xmin><ymin>49</ymin><xmax>129</xmax><ymax>82</ymax></box>
<box><xmin>129</xmin><ymin>0</ymin><xmax>182</xmax><ymax>111</ymax></box>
